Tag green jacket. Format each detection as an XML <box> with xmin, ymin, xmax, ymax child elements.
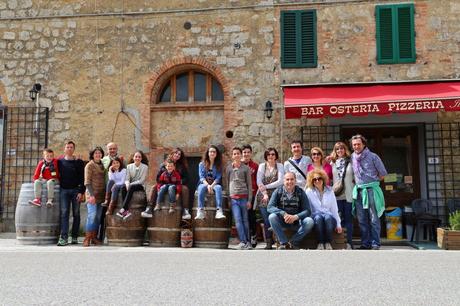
<box><xmin>352</xmin><ymin>181</ymin><xmax>385</xmax><ymax>217</ymax></box>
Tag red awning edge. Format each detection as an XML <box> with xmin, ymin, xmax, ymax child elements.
<box><xmin>283</xmin><ymin>81</ymin><xmax>460</xmax><ymax>119</ymax></box>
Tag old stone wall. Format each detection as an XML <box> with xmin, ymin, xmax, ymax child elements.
<box><xmin>0</xmin><ymin>0</ymin><xmax>279</xmax><ymax>181</ymax></box>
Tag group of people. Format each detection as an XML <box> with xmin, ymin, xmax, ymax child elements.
<box><xmin>29</xmin><ymin>134</ymin><xmax>387</xmax><ymax>250</ymax></box>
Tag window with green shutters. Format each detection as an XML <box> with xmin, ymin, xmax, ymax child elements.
<box><xmin>281</xmin><ymin>10</ymin><xmax>317</xmax><ymax>68</ymax></box>
<box><xmin>376</xmin><ymin>4</ymin><xmax>415</xmax><ymax>64</ymax></box>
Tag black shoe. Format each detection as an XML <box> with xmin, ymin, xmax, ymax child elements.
<box><xmin>141</xmin><ymin>206</ymin><xmax>153</xmax><ymax>218</ymax></box>
<box><xmin>287</xmin><ymin>242</ymin><xmax>300</xmax><ymax>250</ymax></box>
<box><xmin>250</xmin><ymin>235</ymin><xmax>258</xmax><ymax>248</ymax></box>
<box><xmin>264</xmin><ymin>239</ymin><xmax>273</xmax><ymax>250</ymax></box>
<box><xmin>358</xmin><ymin>245</ymin><xmax>371</xmax><ymax>250</ymax></box>
<box><xmin>71</xmin><ymin>237</ymin><xmax>78</xmax><ymax>245</ymax></box>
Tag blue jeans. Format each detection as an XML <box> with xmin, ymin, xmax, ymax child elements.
<box><xmin>337</xmin><ymin>200</ymin><xmax>353</xmax><ymax>244</ymax></box>
<box><xmin>197</xmin><ymin>184</ymin><xmax>222</xmax><ymax>209</ymax></box>
<box><xmin>110</xmin><ymin>184</ymin><xmax>123</xmax><ymax>202</ymax></box>
<box><xmin>314</xmin><ymin>213</ymin><xmax>337</xmax><ymax>244</ymax></box>
<box><xmin>157</xmin><ymin>184</ymin><xmax>177</xmax><ymax>204</ymax></box>
<box><xmin>355</xmin><ymin>188</ymin><xmax>381</xmax><ymax>247</ymax></box>
<box><xmin>268</xmin><ymin>213</ymin><xmax>314</xmax><ymax>245</ymax></box>
<box><xmin>259</xmin><ymin>206</ymin><xmax>271</xmax><ymax>240</ymax></box>
<box><xmin>86</xmin><ymin>203</ymin><xmax>103</xmax><ymax>232</ymax></box>
<box><xmin>231</xmin><ymin>198</ymin><xmax>250</xmax><ymax>243</ymax></box>
<box><xmin>59</xmin><ymin>188</ymin><xmax>80</xmax><ymax>239</ymax></box>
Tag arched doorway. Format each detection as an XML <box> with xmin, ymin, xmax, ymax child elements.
<box><xmin>145</xmin><ymin>58</ymin><xmax>230</xmax><ymax>193</ymax></box>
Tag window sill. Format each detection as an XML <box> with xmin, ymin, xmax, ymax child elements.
<box><xmin>151</xmin><ymin>103</ymin><xmax>224</xmax><ymax>112</ymax></box>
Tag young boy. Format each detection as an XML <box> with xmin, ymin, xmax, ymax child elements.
<box><xmin>225</xmin><ymin>147</ymin><xmax>253</xmax><ymax>250</ymax></box>
<box><xmin>155</xmin><ymin>159</ymin><xmax>182</xmax><ymax>214</ymax></box>
<box><xmin>29</xmin><ymin>148</ymin><xmax>59</xmax><ymax>207</ymax></box>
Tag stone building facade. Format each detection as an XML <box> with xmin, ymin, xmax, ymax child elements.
<box><xmin>1</xmin><ymin>0</ymin><xmax>459</xmax><ymax>229</ymax></box>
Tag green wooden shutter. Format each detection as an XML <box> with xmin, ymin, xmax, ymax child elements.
<box><xmin>281</xmin><ymin>11</ymin><xmax>299</xmax><ymax>68</ymax></box>
<box><xmin>376</xmin><ymin>4</ymin><xmax>415</xmax><ymax>64</ymax></box>
<box><xmin>300</xmin><ymin>10</ymin><xmax>317</xmax><ymax>67</ymax></box>
<box><xmin>397</xmin><ymin>5</ymin><xmax>415</xmax><ymax>62</ymax></box>
<box><xmin>281</xmin><ymin>10</ymin><xmax>317</xmax><ymax>68</ymax></box>
<box><xmin>376</xmin><ymin>7</ymin><xmax>395</xmax><ymax>63</ymax></box>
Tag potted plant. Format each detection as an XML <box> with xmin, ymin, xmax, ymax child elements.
<box><xmin>437</xmin><ymin>211</ymin><xmax>460</xmax><ymax>250</ymax></box>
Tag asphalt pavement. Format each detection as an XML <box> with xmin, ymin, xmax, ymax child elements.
<box><xmin>0</xmin><ymin>237</ymin><xmax>459</xmax><ymax>306</ymax></box>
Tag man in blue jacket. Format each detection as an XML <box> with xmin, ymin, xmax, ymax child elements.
<box><xmin>268</xmin><ymin>172</ymin><xmax>314</xmax><ymax>249</ymax></box>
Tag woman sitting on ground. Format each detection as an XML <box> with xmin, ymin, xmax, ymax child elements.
<box><xmin>305</xmin><ymin>168</ymin><xmax>342</xmax><ymax>250</ymax></box>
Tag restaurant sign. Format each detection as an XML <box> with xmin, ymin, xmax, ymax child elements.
<box><xmin>291</xmin><ymin>99</ymin><xmax>460</xmax><ymax>118</ymax></box>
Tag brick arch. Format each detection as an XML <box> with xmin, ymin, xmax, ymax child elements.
<box><xmin>145</xmin><ymin>57</ymin><xmax>230</xmax><ymax>105</ymax></box>
<box><xmin>140</xmin><ymin>57</ymin><xmax>234</xmax><ymax>175</ymax></box>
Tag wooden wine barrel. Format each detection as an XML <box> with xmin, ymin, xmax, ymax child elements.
<box><xmin>192</xmin><ymin>192</ymin><xmax>230</xmax><ymax>249</ymax></box>
<box><xmin>105</xmin><ymin>190</ymin><xmax>147</xmax><ymax>247</ymax></box>
<box><xmin>15</xmin><ymin>183</ymin><xmax>60</xmax><ymax>245</ymax></box>
<box><xmin>147</xmin><ymin>198</ymin><xmax>182</xmax><ymax>247</ymax></box>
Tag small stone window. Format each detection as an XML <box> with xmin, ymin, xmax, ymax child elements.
<box><xmin>158</xmin><ymin>70</ymin><xmax>224</xmax><ymax>104</ymax></box>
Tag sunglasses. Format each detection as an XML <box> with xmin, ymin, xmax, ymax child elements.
<box><xmin>311</xmin><ymin>153</ymin><xmax>321</xmax><ymax>156</ymax></box>
<box><xmin>313</xmin><ymin>177</ymin><xmax>323</xmax><ymax>182</ymax></box>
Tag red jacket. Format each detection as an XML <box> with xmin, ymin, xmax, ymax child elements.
<box><xmin>243</xmin><ymin>160</ymin><xmax>258</xmax><ymax>197</ymax></box>
<box><xmin>156</xmin><ymin>170</ymin><xmax>182</xmax><ymax>195</ymax></box>
<box><xmin>33</xmin><ymin>159</ymin><xmax>59</xmax><ymax>181</ymax></box>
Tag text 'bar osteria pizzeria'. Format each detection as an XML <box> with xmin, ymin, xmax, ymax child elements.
<box><xmin>283</xmin><ymin>81</ymin><xmax>460</xmax><ymax>119</ymax></box>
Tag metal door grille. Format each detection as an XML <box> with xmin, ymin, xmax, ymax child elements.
<box><xmin>0</xmin><ymin>106</ymin><xmax>48</xmax><ymax>228</ymax></box>
<box><xmin>425</xmin><ymin>123</ymin><xmax>460</xmax><ymax>224</ymax></box>
<box><xmin>300</xmin><ymin>125</ymin><xmax>341</xmax><ymax>156</ymax></box>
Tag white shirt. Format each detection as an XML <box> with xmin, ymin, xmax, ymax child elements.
<box><xmin>108</xmin><ymin>168</ymin><xmax>126</xmax><ymax>186</ymax></box>
<box><xmin>306</xmin><ymin>186</ymin><xmax>341</xmax><ymax>227</ymax></box>
<box><xmin>283</xmin><ymin>155</ymin><xmax>312</xmax><ymax>188</ymax></box>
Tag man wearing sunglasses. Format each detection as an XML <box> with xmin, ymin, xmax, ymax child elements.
<box><xmin>267</xmin><ymin>172</ymin><xmax>314</xmax><ymax>249</ymax></box>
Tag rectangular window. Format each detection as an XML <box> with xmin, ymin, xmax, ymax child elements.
<box><xmin>376</xmin><ymin>4</ymin><xmax>415</xmax><ymax>64</ymax></box>
<box><xmin>281</xmin><ymin>10</ymin><xmax>317</xmax><ymax>68</ymax></box>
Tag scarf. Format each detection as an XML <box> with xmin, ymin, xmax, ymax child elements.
<box><xmin>335</xmin><ymin>158</ymin><xmax>347</xmax><ymax>179</ymax></box>
<box><xmin>352</xmin><ymin>147</ymin><xmax>370</xmax><ymax>177</ymax></box>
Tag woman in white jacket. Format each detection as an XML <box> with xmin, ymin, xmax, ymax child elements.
<box><xmin>255</xmin><ymin>148</ymin><xmax>284</xmax><ymax>249</ymax></box>
<box><xmin>305</xmin><ymin>168</ymin><xmax>342</xmax><ymax>250</ymax></box>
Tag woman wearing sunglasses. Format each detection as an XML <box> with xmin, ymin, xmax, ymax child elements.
<box><xmin>305</xmin><ymin>168</ymin><xmax>342</xmax><ymax>250</ymax></box>
<box><xmin>307</xmin><ymin>147</ymin><xmax>332</xmax><ymax>185</ymax></box>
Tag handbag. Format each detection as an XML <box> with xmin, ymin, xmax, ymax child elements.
<box><xmin>333</xmin><ymin>160</ymin><xmax>349</xmax><ymax>196</ymax></box>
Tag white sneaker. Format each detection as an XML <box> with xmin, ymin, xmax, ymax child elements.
<box><xmin>317</xmin><ymin>243</ymin><xmax>324</xmax><ymax>250</ymax></box>
<box><xmin>182</xmin><ymin>209</ymin><xmax>191</xmax><ymax>220</ymax></box>
<box><xmin>235</xmin><ymin>242</ymin><xmax>246</xmax><ymax>250</ymax></box>
<box><xmin>346</xmin><ymin>243</ymin><xmax>353</xmax><ymax>250</ymax></box>
<box><xmin>325</xmin><ymin>242</ymin><xmax>333</xmax><ymax>250</ymax></box>
<box><xmin>244</xmin><ymin>242</ymin><xmax>253</xmax><ymax>250</ymax></box>
<box><xmin>194</xmin><ymin>209</ymin><xmax>205</xmax><ymax>220</ymax></box>
<box><xmin>215</xmin><ymin>209</ymin><xmax>226</xmax><ymax>219</ymax></box>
